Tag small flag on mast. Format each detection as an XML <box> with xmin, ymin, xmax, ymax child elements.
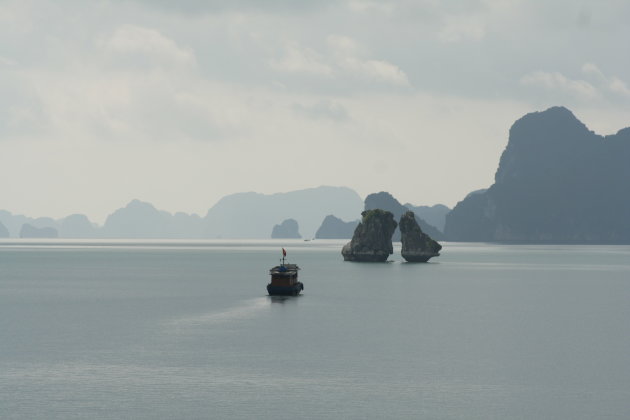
<box><xmin>282</xmin><ymin>248</ymin><xmax>287</xmax><ymax>257</ymax></box>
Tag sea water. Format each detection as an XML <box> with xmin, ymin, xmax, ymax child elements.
<box><xmin>1</xmin><ymin>240</ymin><xmax>629</xmax><ymax>419</ymax></box>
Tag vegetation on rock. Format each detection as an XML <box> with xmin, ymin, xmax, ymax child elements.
<box><xmin>341</xmin><ymin>209</ymin><xmax>397</xmax><ymax>262</ymax></box>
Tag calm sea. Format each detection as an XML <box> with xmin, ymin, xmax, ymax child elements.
<box><xmin>1</xmin><ymin>240</ymin><xmax>629</xmax><ymax>419</ymax></box>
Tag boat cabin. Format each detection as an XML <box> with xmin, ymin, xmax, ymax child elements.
<box><xmin>269</xmin><ymin>264</ymin><xmax>300</xmax><ymax>287</ymax></box>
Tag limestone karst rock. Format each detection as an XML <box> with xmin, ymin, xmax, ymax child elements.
<box><xmin>341</xmin><ymin>209</ymin><xmax>397</xmax><ymax>262</ymax></box>
<box><xmin>271</xmin><ymin>218</ymin><xmax>302</xmax><ymax>239</ymax></box>
<box><xmin>445</xmin><ymin>106</ymin><xmax>630</xmax><ymax>243</ymax></box>
<box><xmin>399</xmin><ymin>211</ymin><xmax>442</xmax><ymax>262</ymax></box>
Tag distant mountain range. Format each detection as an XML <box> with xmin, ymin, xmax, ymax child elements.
<box><xmin>5</xmin><ymin>106</ymin><xmax>622</xmax><ymax>243</ymax></box>
<box><xmin>445</xmin><ymin>106</ymin><xmax>630</xmax><ymax>243</ymax></box>
<box><xmin>202</xmin><ymin>186</ymin><xmax>363</xmax><ymax>239</ymax></box>
<box><xmin>0</xmin><ymin>185</ymin><xmax>446</xmax><ymax>240</ymax></box>
<box><xmin>102</xmin><ymin>200</ymin><xmax>203</xmax><ymax>239</ymax></box>
<box><xmin>0</xmin><ymin>186</ymin><xmax>365</xmax><ymax>239</ymax></box>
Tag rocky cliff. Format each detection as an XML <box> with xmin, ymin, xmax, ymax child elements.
<box><xmin>399</xmin><ymin>211</ymin><xmax>442</xmax><ymax>262</ymax></box>
<box><xmin>445</xmin><ymin>106</ymin><xmax>630</xmax><ymax>243</ymax></box>
<box><xmin>341</xmin><ymin>209</ymin><xmax>397</xmax><ymax>262</ymax></box>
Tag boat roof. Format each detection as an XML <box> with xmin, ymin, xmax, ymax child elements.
<box><xmin>269</xmin><ymin>263</ymin><xmax>300</xmax><ymax>274</ymax></box>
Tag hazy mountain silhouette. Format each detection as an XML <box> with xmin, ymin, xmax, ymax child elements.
<box><xmin>403</xmin><ymin>203</ymin><xmax>450</xmax><ymax>232</ymax></box>
<box><xmin>315</xmin><ymin>215</ymin><xmax>359</xmax><ymax>239</ymax></box>
<box><xmin>59</xmin><ymin>214</ymin><xmax>99</xmax><ymax>238</ymax></box>
<box><xmin>0</xmin><ymin>210</ymin><xmax>60</xmax><ymax>237</ymax></box>
<box><xmin>20</xmin><ymin>223</ymin><xmax>58</xmax><ymax>238</ymax></box>
<box><xmin>364</xmin><ymin>192</ymin><xmax>444</xmax><ymax>241</ymax></box>
<box><xmin>271</xmin><ymin>219</ymin><xmax>301</xmax><ymax>239</ymax></box>
<box><xmin>0</xmin><ymin>187</ymin><xmax>361</xmax><ymax>239</ymax></box>
<box><xmin>0</xmin><ymin>221</ymin><xmax>8</xmax><ymax>238</ymax></box>
<box><xmin>203</xmin><ymin>186</ymin><xmax>363</xmax><ymax>239</ymax></box>
<box><xmin>445</xmin><ymin>106</ymin><xmax>630</xmax><ymax>243</ymax></box>
<box><xmin>102</xmin><ymin>199</ymin><xmax>203</xmax><ymax>238</ymax></box>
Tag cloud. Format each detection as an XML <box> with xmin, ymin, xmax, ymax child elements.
<box><xmin>119</xmin><ymin>0</ymin><xmax>336</xmax><ymax>14</ymax></box>
<box><xmin>268</xmin><ymin>42</ymin><xmax>333</xmax><ymax>76</ymax></box>
<box><xmin>339</xmin><ymin>57</ymin><xmax>410</xmax><ymax>86</ymax></box>
<box><xmin>582</xmin><ymin>62</ymin><xmax>630</xmax><ymax>98</ymax></box>
<box><xmin>327</xmin><ymin>35</ymin><xmax>363</xmax><ymax>56</ymax></box>
<box><xmin>608</xmin><ymin>77</ymin><xmax>630</xmax><ymax>97</ymax></box>
<box><xmin>520</xmin><ymin>64</ymin><xmax>630</xmax><ymax>102</ymax></box>
<box><xmin>438</xmin><ymin>14</ymin><xmax>486</xmax><ymax>43</ymax></box>
<box><xmin>326</xmin><ymin>34</ymin><xmax>409</xmax><ymax>86</ymax></box>
<box><xmin>520</xmin><ymin>71</ymin><xmax>599</xmax><ymax>100</ymax></box>
<box><xmin>292</xmin><ymin>100</ymin><xmax>349</xmax><ymax>121</ymax></box>
<box><xmin>581</xmin><ymin>62</ymin><xmax>606</xmax><ymax>80</ymax></box>
<box><xmin>5</xmin><ymin>24</ymin><xmax>247</xmax><ymax>145</ymax></box>
<box><xmin>0</xmin><ymin>55</ymin><xmax>18</xmax><ymax>67</ymax></box>
<box><xmin>99</xmin><ymin>25</ymin><xmax>196</xmax><ymax>68</ymax></box>
<box><xmin>346</xmin><ymin>0</ymin><xmax>395</xmax><ymax>14</ymax></box>
<box><xmin>269</xmin><ymin>35</ymin><xmax>410</xmax><ymax>87</ymax></box>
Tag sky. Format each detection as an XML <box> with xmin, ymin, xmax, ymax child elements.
<box><xmin>1</xmin><ymin>0</ymin><xmax>629</xmax><ymax>224</ymax></box>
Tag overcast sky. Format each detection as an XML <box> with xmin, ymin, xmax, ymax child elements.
<box><xmin>1</xmin><ymin>0</ymin><xmax>629</xmax><ymax>223</ymax></box>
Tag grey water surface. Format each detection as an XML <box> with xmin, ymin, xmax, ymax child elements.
<box><xmin>1</xmin><ymin>240</ymin><xmax>629</xmax><ymax>419</ymax></box>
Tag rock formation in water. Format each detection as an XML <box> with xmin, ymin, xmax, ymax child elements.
<box><xmin>445</xmin><ymin>106</ymin><xmax>630</xmax><ymax>243</ymax></box>
<box><xmin>271</xmin><ymin>218</ymin><xmax>302</xmax><ymax>239</ymax></box>
<box><xmin>315</xmin><ymin>215</ymin><xmax>359</xmax><ymax>239</ymax></box>
<box><xmin>365</xmin><ymin>192</ymin><xmax>444</xmax><ymax>240</ymax></box>
<box><xmin>19</xmin><ymin>223</ymin><xmax>58</xmax><ymax>238</ymax></box>
<box><xmin>399</xmin><ymin>211</ymin><xmax>442</xmax><ymax>262</ymax></box>
<box><xmin>341</xmin><ymin>209</ymin><xmax>397</xmax><ymax>262</ymax></box>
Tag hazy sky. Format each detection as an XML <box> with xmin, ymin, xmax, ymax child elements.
<box><xmin>1</xmin><ymin>0</ymin><xmax>629</xmax><ymax>223</ymax></box>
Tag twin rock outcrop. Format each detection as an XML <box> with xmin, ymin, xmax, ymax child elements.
<box><xmin>342</xmin><ymin>209</ymin><xmax>441</xmax><ymax>262</ymax></box>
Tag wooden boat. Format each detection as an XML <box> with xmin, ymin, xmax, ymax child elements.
<box><xmin>267</xmin><ymin>249</ymin><xmax>303</xmax><ymax>296</ymax></box>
